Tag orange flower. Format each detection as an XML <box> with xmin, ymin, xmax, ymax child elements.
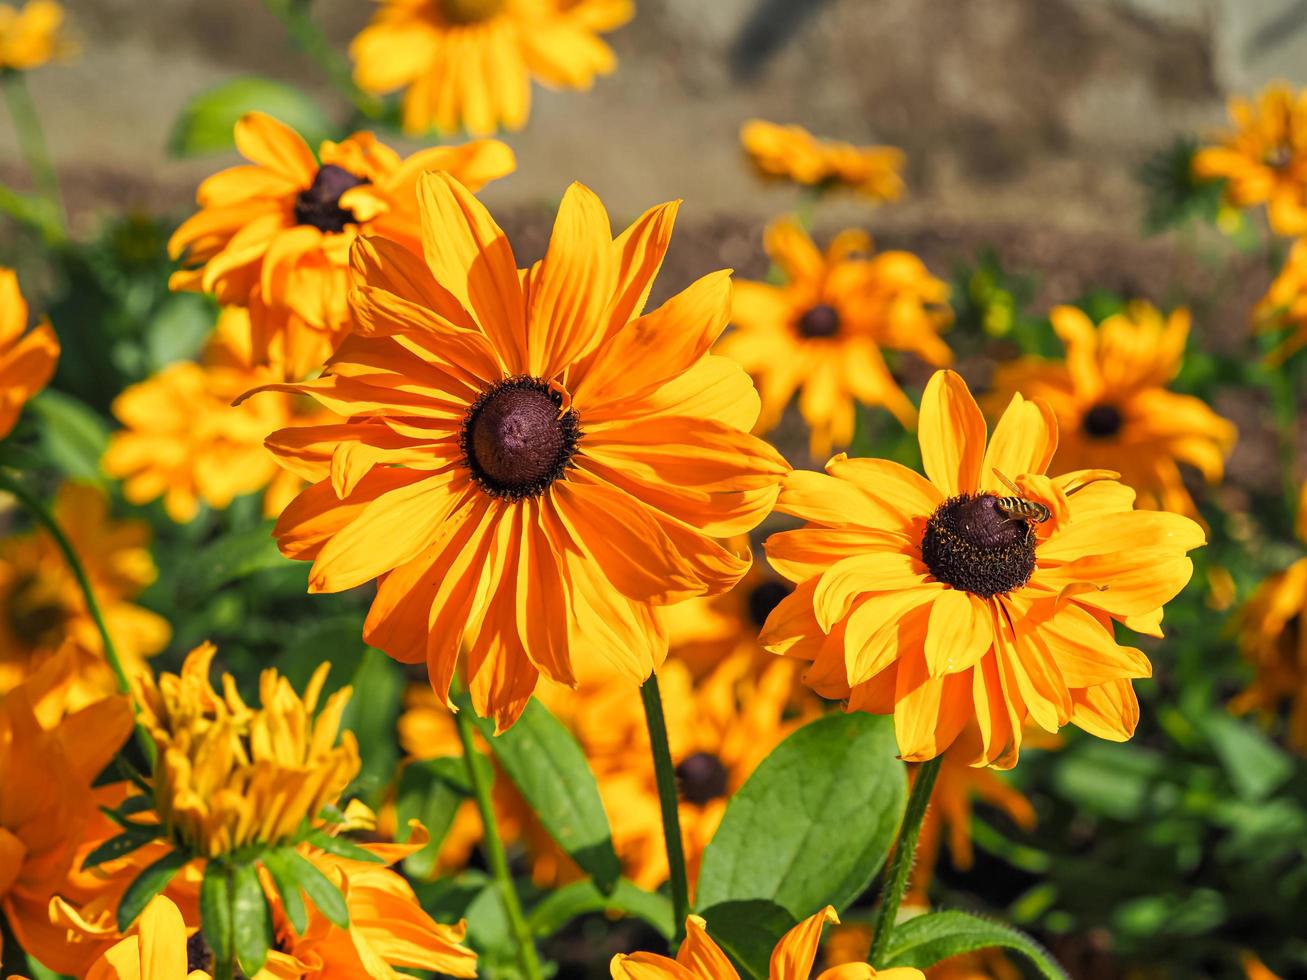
<box><xmin>0</xmin><ymin>0</ymin><xmax>72</xmax><ymax>70</ymax></box>
<box><xmin>1254</xmin><ymin>237</ymin><xmax>1307</xmax><ymax>364</ymax></box>
<box><xmin>256</xmin><ymin>173</ymin><xmax>788</xmax><ymax>730</ymax></box>
<box><xmin>103</xmin><ymin>308</ymin><xmax>337</xmax><ymax>523</ymax></box>
<box><xmin>0</xmin><ymin>652</ymin><xmax>133</xmax><ymax>972</ymax></box>
<box><xmin>0</xmin><ymin>482</ymin><xmax>169</xmax><ymax>701</ymax></box>
<box><xmin>168</xmin><ymin>113</ymin><xmax>514</xmax><ymax>379</ymax></box>
<box><xmin>612</xmin><ymin>905</ymin><xmax>925</xmax><ymax>980</ymax></box>
<box><xmin>987</xmin><ymin>303</ymin><xmax>1235</xmax><ymax>520</ymax></box>
<box><xmin>720</xmin><ymin>217</ymin><xmax>950</xmax><ymax>456</ymax></box>
<box><xmin>0</xmin><ymin>266</ymin><xmax>58</xmax><ymax>439</ymax></box>
<box><xmin>741</xmin><ymin>120</ymin><xmax>905</xmax><ymax>201</ymax></box>
<box><xmin>351</xmin><ymin>0</ymin><xmax>632</xmax><ymax>137</ymax></box>
<box><xmin>1193</xmin><ymin>82</ymin><xmax>1307</xmax><ymax>236</ymax></box>
<box><xmin>81</xmin><ymin>895</ymin><xmax>206</xmax><ymax>980</ymax></box>
<box><xmin>762</xmin><ymin>369</ymin><xmax>1204</xmax><ymax>768</ymax></box>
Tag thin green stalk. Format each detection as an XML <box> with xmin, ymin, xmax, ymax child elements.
<box><xmin>453</xmin><ymin>705</ymin><xmax>544</xmax><ymax>980</ymax></box>
<box><xmin>640</xmin><ymin>672</ymin><xmax>690</xmax><ymax>943</ymax></box>
<box><xmin>262</xmin><ymin>0</ymin><xmax>382</xmax><ymax>119</ymax></box>
<box><xmin>868</xmin><ymin>754</ymin><xmax>942</xmax><ymax>967</ymax></box>
<box><xmin>794</xmin><ymin>184</ymin><xmax>823</xmax><ymax>233</ymax></box>
<box><xmin>0</xmin><ymin>472</ymin><xmax>153</xmax><ymax>761</ymax></box>
<box><xmin>1</xmin><ymin>69</ymin><xmax>65</xmax><ymax>235</ymax></box>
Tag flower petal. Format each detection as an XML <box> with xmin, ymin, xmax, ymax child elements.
<box><xmin>918</xmin><ymin>369</ymin><xmax>986</xmax><ymax>496</ymax></box>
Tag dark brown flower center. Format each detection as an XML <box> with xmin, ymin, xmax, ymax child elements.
<box><xmin>187</xmin><ymin>933</ymin><xmax>214</xmax><ymax>974</ymax></box>
<box><xmin>920</xmin><ymin>493</ymin><xmax>1036</xmax><ymax>598</ymax></box>
<box><xmin>7</xmin><ymin>574</ymin><xmax>70</xmax><ymax>648</ymax></box>
<box><xmin>461</xmin><ymin>377</ymin><xmax>580</xmax><ymax>500</ymax></box>
<box><xmin>796</xmin><ymin>303</ymin><xmax>841</xmax><ymax>339</ymax></box>
<box><xmin>746</xmin><ymin>580</ymin><xmax>792</xmax><ymax>629</ymax></box>
<box><xmin>1265</xmin><ymin>143</ymin><xmax>1294</xmax><ymax>170</ymax></box>
<box><xmin>676</xmin><ymin>752</ymin><xmax>729</xmax><ymax>805</ymax></box>
<box><xmin>439</xmin><ymin>0</ymin><xmax>507</xmax><ymax>24</ymax></box>
<box><xmin>294</xmin><ymin>164</ymin><xmax>368</xmax><ymax>234</ymax></box>
<box><xmin>1081</xmin><ymin>402</ymin><xmax>1124</xmax><ymax>439</ymax></box>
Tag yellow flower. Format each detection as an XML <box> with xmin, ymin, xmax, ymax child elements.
<box><xmin>762</xmin><ymin>369</ymin><xmax>1205</xmax><ymax>768</ymax></box>
<box><xmin>256</xmin><ymin>173</ymin><xmax>788</xmax><ymax>731</ymax></box>
<box><xmin>134</xmin><ymin>643</ymin><xmax>359</xmax><ymax>859</ymax></box>
<box><xmin>741</xmin><ymin>120</ymin><xmax>905</xmax><ymax>201</ymax></box>
<box><xmin>1193</xmin><ymin>82</ymin><xmax>1307</xmax><ymax>236</ymax></box>
<box><xmin>720</xmin><ymin>217</ymin><xmax>951</xmax><ymax>456</ymax></box>
<box><xmin>1232</xmin><ymin>484</ymin><xmax>1307</xmax><ymax>751</ymax></box>
<box><xmin>168</xmin><ymin>113</ymin><xmax>514</xmax><ymax>379</ymax></box>
<box><xmin>0</xmin><ymin>0</ymin><xmax>71</xmax><ymax>70</ymax></box>
<box><xmin>0</xmin><ymin>652</ymin><xmax>133</xmax><ymax>970</ymax></box>
<box><xmin>0</xmin><ymin>266</ymin><xmax>58</xmax><ymax>439</ymax></box>
<box><xmin>82</xmin><ymin>895</ymin><xmax>208</xmax><ymax>980</ymax></box>
<box><xmin>0</xmin><ymin>482</ymin><xmax>169</xmax><ymax>701</ymax></box>
<box><xmin>351</xmin><ymin>0</ymin><xmax>632</xmax><ymax>137</ymax></box>
<box><xmin>612</xmin><ymin>905</ymin><xmax>925</xmax><ymax>980</ymax></box>
<box><xmin>987</xmin><ymin>302</ymin><xmax>1235</xmax><ymax>520</ymax></box>
<box><xmin>103</xmin><ymin>308</ymin><xmax>337</xmax><ymax>523</ymax></box>
<box><xmin>1254</xmin><ymin>237</ymin><xmax>1307</xmax><ymax>364</ymax></box>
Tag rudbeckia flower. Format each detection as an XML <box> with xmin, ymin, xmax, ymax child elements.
<box><xmin>0</xmin><ymin>482</ymin><xmax>168</xmax><ymax>700</ymax></box>
<box><xmin>0</xmin><ymin>0</ymin><xmax>72</xmax><ymax>70</ymax></box>
<box><xmin>134</xmin><ymin>643</ymin><xmax>359</xmax><ymax>859</ymax></box>
<box><xmin>0</xmin><ymin>652</ymin><xmax>133</xmax><ymax>970</ymax></box>
<box><xmin>611</xmin><ymin>905</ymin><xmax>925</xmax><ymax>980</ymax></box>
<box><xmin>720</xmin><ymin>217</ymin><xmax>951</xmax><ymax>456</ymax></box>
<box><xmin>350</xmin><ymin>0</ymin><xmax>632</xmax><ymax>137</ymax></box>
<box><xmin>988</xmin><ymin>302</ymin><xmax>1235</xmax><ymax>520</ymax></box>
<box><xmin>1231</xmin><ymin>483</ymin><xmax>1307</xmax><ymax>751</ymax></box>
<box><xmin>168</xmin><ymin>112</ymin><xmax>515</xmax><ymax>379</ymax></box>
<box><xmin>741</xmin><ymin>120</ymin><xmax>905</xmax><ymax>201</ymax></box>
<box><xmin>762</xmin><ymin>369</ymin><xmax>1205</xmax><ymax>768</ymax></box>
<box><xmin>1254</xmin><ymin>237</ymin><xmax>1307</xmax><ymax>364</ymax></box>
<box><xmin>0</xmin><ymin>266</ymin><xmax>58</xmax><ymax>439</ymax></box>
<box><xmin>1193</xmin><ymin>82</ymin><xmax>1307</xmax><ymax>236</ymax></box>
<box><xmin>256</xmin><ymin>173</ymin><xmax>789</xmax><ymax>731</ymax></box>
<box><xmin>103</xmin><ymin>308</ymin><xmax>338</xmax><ymax>523</ymax></box>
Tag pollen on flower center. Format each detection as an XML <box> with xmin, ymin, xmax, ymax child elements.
<box><xmin>1082</xmin><ymin>402</ymin><xmax>1124</xmax><ymax>438</ymax></box>
<box><xmin>796</xmin><ymin>303</ymin><xmax>841</xmax><ymax>339</ymax></box>
<box><xmin>439</xmin><ymin>0</ymin><xmax>507</xmax><ymax>24</ymax></box>
<box><xmin>675</xmin><ymin>751</ymin><xmax>729</xmax><ymax>804</ymax></box>
<box><xmin>920</xmin><ymin>493</ymin><xmax>1036</xmax><ymax>598</ymax></box>
<box><xmin>461</xmin><ymin>376</ymin><xmax>580</xmax><ymax>500</ymax></box>
<box><xmin>7</xmin><ymin>575</ymin><xmax>70</xmax><ymax>648</ymax></box>
<box><xmin>746</xmin><ymin>580</ymin><xmax>792</xmax><ymax>628</ymax></box>
<box><xmin>294</xmin><ymin>164</ymin><xmax>369</xmax><ymax>234</ymax></box>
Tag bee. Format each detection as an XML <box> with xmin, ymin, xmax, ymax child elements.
<box><xmin>992</xmin><ymin>470</ymin><xmax>1051</xmax><ymax>528</ymax></box>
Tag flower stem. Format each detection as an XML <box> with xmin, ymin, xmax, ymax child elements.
<box><xmin>1</xmin><ymin>69</ymin><xmax>66</xmax><ymax>237</ymax></box>
<box><xmin>0</xmin><ymin>472</ymin><xmax>153</xmax><ymax>761</ymax></box>
<box><xmin>640</xmin><ymin>672</ymin><xmax>690</xmax><ymax>942</ymax></box>
<box><xmin>262</xmin><ymin>0</ymin><xmax>382</xmax><ymax>120</ymax></box>
<box><xmin>868</xmin><ymin>754</ymin><xmax>943</xmax><ymax>967</ymax></box>
<box><xmin>453</xmin><ymin>704</ymin><xmax>544</xmax><ymax>980</ymax></box>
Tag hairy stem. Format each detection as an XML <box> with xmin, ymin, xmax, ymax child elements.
<box><xmin>640</xmin><ymin>672</ymin><xmax>691</xmax><ymax>943</ymax></box>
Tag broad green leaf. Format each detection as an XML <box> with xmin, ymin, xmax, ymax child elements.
<box><xmin>29</xmin><ymin>389</ymin><xmax>110</xmax><ymax>483</ymax></box>
<box><xmin>174</xmin><ymin>522</ymin><xmax>287</xmax><ymax>600</ymax></box>
<box><xmin>81</xmin><ymin>827</ymin><xmax>160</xmax><ymax>871</ymax></box>
<box><xmin>1202</xmin><ymin>713</ymin><xmax>1293</xmax><ymax>801</ymax></box>
<box><xmin>395</xmin><ymin>757</ymin><xmax>471</xmax><ymax>878</ymax></box>
<box><xmin>879</xmin><ymin>910</ymin><xmax>1068</xmax><ymax>979</ymax></box>
<box><xmin>200</xmin><ymin>863</ymin><xmax>233</xmax><ymax>965</ymax></box>
<box><xmin>528</xmin><ymin>878</ymin><xmax>676</xmax><ymax>940</ymax></box>
<box><xmin>464</xmin><ymin>881</ymin><xmax>516</xmax><ymax>979</ymax></box>
<box><xmin>169</xmin><ymin>77</ymin><xmax>333</xmax><ymax>157</ymax></box>
<box><xmin>144</xmin><ymin>293</ymin><xmax>215</xmax><ymax>371</ymax></box>
<box><xmin>698</xmin><ymin>900</ymin><xmax>797</xmax><ymax>980</ymax></box>
<box><xmin>282</xmin><ymin>849</ymin><xmax>349</xmax><ymax>928</ymax></box>
<box><xmin>261</xmin><ymin>849</ymin><xmax>309</xmax><ymax>935</ymax></box>
<box><xmin>118</xmin><ymin>849</ymin><xmax>190</xmax><ymax>931</ymax></box>
<box><xmin>232</xmin><ymin>860</ymin><xmax>273</xmax><ymax>975</ymax></box>
<box><xmin>1051</xmin><ymin>742</ymin><xmax>1164</xmax><ymax>821</ymax></box>
<box><xmin>696</xmin><ymin>712</ymin><xmax>907</xmax><ymax>918</ymax></box>
<box><xmin>302</xmin><ymin>828</ymin><xmax>384</xmax><ymax>864</ymax></box>
<box><xmin>341</xmin><ymin>648</ymin><xmax>403</xmax><ymax>804</ymax></box>
<box><xmin>467</xmin><ymin>696</ymin><xmax>621</xmax><ymax>894</ymax></box>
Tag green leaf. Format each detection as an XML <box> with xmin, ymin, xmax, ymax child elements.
<box><xmin>395</xmin><ymin>757</ymin><xmax>471</xmax><ymax>878</ymax></box>
<box><xmin>81</xmin><ymin>827</ymin><xmax>160</xmax><ymax>871</ymax></box>
<box><xmin>466</xmin><ymin>695</ymin><xmax>621</xmax><ymax>894</ymax></box>
<box><xmin>341</xmin><ymin>648</ymin><xmax>403</xmax><ymax>804</ymax></box>
<box><xmin>174</xmin><ymin>522</ymin><xmax>286</xmax><ymax>599</ymax></box>
<box><xmin>1202</xmin><ymin>713</ymin><xmax>1294</xmax><ymax>801</ymax></box>
<box><xmin>232</xmin><ymin>860</ymin><xmax>273</xmax><ymax>975</ymax></box>
<box><xmin>144</xmin><ymin>293</ymin><xmax>215</xmax><ymax>371</ymax></box>
<box><xmin>879</xmin><ymin>910</ymin><xmax>1069</xmax><ymax>979</ymax></box>
<box><xmin>169</xmin><ymin>77</ymin><xmax>333</xmax><ymax>157</ymax></box>
<box><xmin>117</xmin><ymin>848</ymin><xmax>190</xmax><ymax>931</ymax></box>
<box><xmin>282</xmin><ymin>849</ymin><xmax>349</xmax><ymax>928</ymax></box>
<box><xmin>200</xmin><ymin>863</ymin><xmax>233</xmax><ymax>965</ymax></box>
<box><xmin>1051</xmin><ymin>742</ymin><xmax>1164</xmax><ymax>821</ymax></box>
<box><xmin>274</xmin><ymin>615</ymin><xmax>366</xmax><ymax>700</ymax></box>
<box><xmin>261</xmin><ymin>849</ymin><xmax>308</xmax><ymax>935</ymax></box>
<box><xmin>528</xmin><ymin>878</ymin><xmax>675</xmax><ymax>940</ymax></box>
<box><xmin>698</xmin><ymin>900</ymin><xmax>798</xmax><ymax>980</ymax></box>
<box><xmin>29</xmin><ymin>389</ymin><xmax>110</xmax><ymax>483</ymax></box>
<box><xmin>696</xmin><ymin>712</ymin><xmax>907</xmax><ymax>917</ymax></box>
<box><xmin>302</xmin><ymin>828</ymin><xmax>385</xmax><ymax>864</ymax></box>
